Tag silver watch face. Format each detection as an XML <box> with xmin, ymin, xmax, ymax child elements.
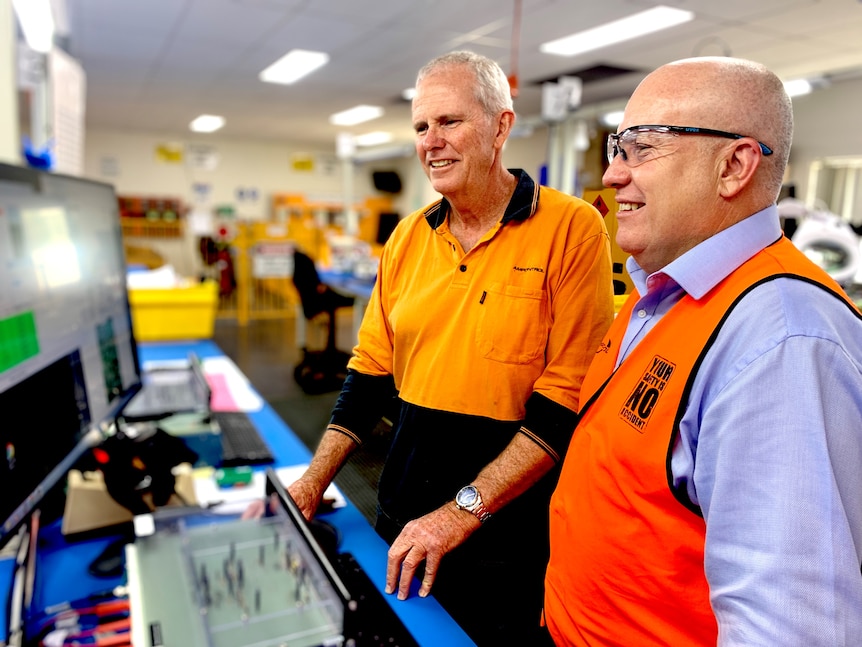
<box><xmin>456</xmin><ymin>485</ymin><xmax>478</xmax><ymax>507</ymax></box>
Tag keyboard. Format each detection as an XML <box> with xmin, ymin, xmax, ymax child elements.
<box><xmin>334</xmin><ymin>552</ymin><xmax>419</xmax><ymax>647</ymax></box>
<box><xmin>212</xmin><ymin>411</ymin><xmax>275</xmax><ymax>466</ymax></box>
<box><xmin>123</xmin><ymin>379</ymin><xmax>204</xmax><ymax>420</ymax></box>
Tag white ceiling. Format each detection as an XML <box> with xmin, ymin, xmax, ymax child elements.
<box><xmin>56</xmin><ymin>0</ymin><xmax>862</xmax><ymax>149</ymax></box>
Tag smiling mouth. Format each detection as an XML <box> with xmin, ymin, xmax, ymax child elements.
<box><xmin>618</xmin><ymin>203</ymin><xmax>644</xmax><ymax>212</ymax></box>
<box><xmin>429</xmin><ymin>160</ymin><xmax>454</xmax><ymax>168</ymax></box>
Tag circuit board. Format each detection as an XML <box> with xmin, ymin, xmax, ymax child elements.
<box><xmin>127</xmin><ymin>514</ymin><xmax>345</xmax><ymax>647</ymax></box>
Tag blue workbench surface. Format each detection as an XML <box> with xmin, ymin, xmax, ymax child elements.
<box><xmin>21</xmin><ymin>339</ymin><xmax>473</xmax><ymax>646</ymax></box>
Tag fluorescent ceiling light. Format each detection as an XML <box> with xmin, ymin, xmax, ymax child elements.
<box><xmin>784</xmin><ymin>78</ymin><xmax>813</xmax><ymax>98</ymax></box>
<box><xmin>354</xmin><ymin>131</ymin><xmax>394</xmax><ymax>147</ymax></box>
<box><xmin>329</xmin><ymin>105</ymin><xmax>384</xmax><ymax>126</ymax></box>
<box><xmin>600</xmin><ymin>110</ymin><xmax>625</xmax><ymax>128</ymax></box>
<box><xmin>12</xmin><ymin>0</ymin><xmax>55</xmax><ymax>53</ymax></box>
<box><xmin>402</xmin><ymin>88</ymin><xmax>417</xmax><ymax>101</ymax></box>
<box><xmin>190</xmin><ymin>115</ymin><xmax>225</xmax><ymax>133</ymax></box>
<box><xmin>540</xmin><ymin>6</ymin><xmax>694</xmax><ymax>57</ymax></box>
<box><xmin>259</xmin><ymin>49</ymin><xmax>329</xmax><ymax>85</ymax></box>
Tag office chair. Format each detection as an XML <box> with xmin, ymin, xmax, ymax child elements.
<box><xmin>291</xmin><ymin>250</ymin><xmax>355</xmax><ymax>393</ymax></box>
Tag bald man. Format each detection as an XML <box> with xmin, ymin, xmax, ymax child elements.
<box><xmin>543</xmin><ymin>57</ymin><xmax>862</xmax><ymax>646</ymax></box>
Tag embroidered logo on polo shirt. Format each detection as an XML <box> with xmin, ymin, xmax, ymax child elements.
<box><xmin>512</xmin><ymin>265</ymin><xmax>544</xmax><ymax>273</ymax></box>
<box><xmin>619</xmin><ymin>355</ymin><xmax>675</xmax><ymax>433</ymax></box>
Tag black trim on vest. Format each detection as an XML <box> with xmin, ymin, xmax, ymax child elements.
<box><xmin>668</xmin><ymin>274</ymin><xmax>862</xmax><ymax>517</ymax></box>
<box><xmin>567</xmin><ymin>373</ymin><xmax>614</xmax><ymax>431</ymax></box>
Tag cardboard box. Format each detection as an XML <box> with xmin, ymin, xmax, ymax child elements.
<box><xmin>62</xmin><ymin>468</ymin><xmax>197</xmax><ymax>538</ymax></box>
<box><xmin>129</xmin><ymin>280</ymin><xmax>218</xmax><ymax>341</ymax></box>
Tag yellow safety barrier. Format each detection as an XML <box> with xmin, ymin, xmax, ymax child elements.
<box><xmin>220</xmin><ymin>195</ymin><xmax>393</xmax><ymax>326</ymax></box>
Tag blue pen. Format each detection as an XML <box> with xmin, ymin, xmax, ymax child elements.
<box><xmin>41</xmin><ymin>586</ymin><xmax>128</xmax><ymax>617</ymax></box>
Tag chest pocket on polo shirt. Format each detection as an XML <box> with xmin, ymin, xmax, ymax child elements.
<box><xmin>477</xmin><ymin>283</ymin><xmax>548</xmax><ymax>364</ymax></box>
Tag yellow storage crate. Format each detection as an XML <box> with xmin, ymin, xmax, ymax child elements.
<box><xmin>128</xmin><ymin>280</ymin><xmax>218</xmax><ymax>341</ymax></box>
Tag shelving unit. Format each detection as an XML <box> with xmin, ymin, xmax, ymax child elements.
<box><xmin>120</xmin><ymin>217</ymin><xmax>184</xmax><ymax>238</ymax></box>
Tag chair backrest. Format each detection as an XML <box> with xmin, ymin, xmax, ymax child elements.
<box><xmin>292</xmin><ymin>250</ymin><xmax>326</xmax><ymax>320</ymax></box>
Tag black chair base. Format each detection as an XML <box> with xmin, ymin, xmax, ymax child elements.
<box><xmin>293</xmin><ymin>347</ymin><xmax>353</xmax><ymax>394</ymax></box>
<box><xmin>291</xmin><ymin>250</ymin><xmax>356</xmax><ymax>393</ymax></box>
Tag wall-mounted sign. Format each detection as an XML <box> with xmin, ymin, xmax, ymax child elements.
<box><xmin>252</xmin><ymin>242</ymin><xmax>295</xmax><ymax>278</ymax></box>
<box><xmin>291</xmin><ymin>154</ymin><xmax>315</xmax><ymax>172</ymax></box>
<box><xmin>236</xmin><ymin>187</ymin><xmax>259</xmax><ymax>202</ymax></box>
<box><xmin>187</xmin><ymin>143</ymin><xmax>219</xmax><ymax>170</ymax></box>
<box><xmin>155</xmin><ymin>143</ymin><xmax>183</xmax><ymax>164</ymax></box>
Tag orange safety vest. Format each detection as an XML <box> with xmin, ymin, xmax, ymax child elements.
<box><xmin>544</xmin><ymin>237</ymin><xmax>857</xmax><ymax>646</ymax></box>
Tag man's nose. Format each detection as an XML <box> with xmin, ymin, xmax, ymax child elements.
<box><xmin>422</xmin><ymin>126</ymin><xmax>444</xmax><ymax>149</ymax></box>
<box><xmin>602</xmin><ymin>155</ymin><xmax>630</xmax><ymax>188</ymax></box>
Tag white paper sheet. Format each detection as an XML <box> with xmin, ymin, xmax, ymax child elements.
<box><xmin>193</xmin><ymin>465</ymin><xmax>346</xmax><ymax>516</ymax></box>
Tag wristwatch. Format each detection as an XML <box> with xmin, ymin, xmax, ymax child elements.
<box><xmin>455</xmin><ymin>485</ymin><xmax>492</xmax><ymax>523</ymax></box>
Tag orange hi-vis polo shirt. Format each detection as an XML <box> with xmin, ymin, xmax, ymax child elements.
<box><xmin>346</xmin><ymin>170</ymin><xmax>614</xmax><ymax>450</ymax></box>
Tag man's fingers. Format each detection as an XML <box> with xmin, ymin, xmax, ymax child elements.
<box><xmin>397</xmin><ymin>545</ymin><xmax>425</xmax><ymax>600</ymax></box>
<box><xmin>418</xmin><ymin>556</ymin><xmax>439</xmax><ymax>598</ymax></box>
<box><xmin>241</xmin><ymin>499</ymin><xmax>265</xmax><ymax>520</ymax></box>
<box><xmin>385</xmin><ymin>539</ymin><xmax>412</xmax><ymax>594</ymax></box>
<box><xmin>386</xmin><ymin>539</ymin><xmax>432</xmax><ymax>600</ymax></box>
<box><xmin>384</xmin><ymin>509</ymin><xmax>470</xmax><ymax>600</ymax></box>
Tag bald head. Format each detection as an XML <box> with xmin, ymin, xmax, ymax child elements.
<box><xmin>630</xmin><ymin>57</ymin><xmax>793</xmax><ymax>199</ymax></box>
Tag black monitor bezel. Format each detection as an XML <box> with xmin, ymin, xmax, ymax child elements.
<box><xmin>263</xmin><ymin>467</ymin><xmax>354</xmax><ymax>605</ymax></box>
<box><xmin>0</xmin><ymin>162</ymin><xmax>144</xmax><ymax>552</ymax></box>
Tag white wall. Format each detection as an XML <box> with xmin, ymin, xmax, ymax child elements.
<box><xmin>82</xmin><ymin>127</ymin><xmax>550</xmax><ymax>222</ymax></box>
<box><xmin>787</xmin><ymin>76</ymin><xmax>862</xmax><ymax>202</ymax></box>
<box><xmin>504</xmin><ymin>128</ymin><xmax>552</xmax><ymax>184</ymax></box>
<box><xmin>0</xmin><ymin>0</ymin><xmax>20</xmax><ymax>164</ymax></box>
<box><xmin>82</xmin><ymin>74</ymin><xmax>862</xmax><ymax>225</ymax></box>
<box><xmin>84</xmin><ymin>130</ymin><xmax>379</xmax><ymax>219</ymax></box>
<box><xmin>83</xmin><ymin>131</ymin><xmax>430</xmax><ymax>276</ymax></box>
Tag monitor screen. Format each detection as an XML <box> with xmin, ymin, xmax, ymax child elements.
<box><xmin>0</xmin><ymin>162</ymin><xmax>142</xmax><ymax>549</ymax></box>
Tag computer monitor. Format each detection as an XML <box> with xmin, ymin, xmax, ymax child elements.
<box><xmin>0</xmin><ymin>162</ymin><xmax>142</xmax><ymax>550</ymax></box>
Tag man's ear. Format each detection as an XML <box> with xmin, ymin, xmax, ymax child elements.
<box><xmin>718</xmin><ymin>139</ymin><xmax>761</xmax><ymax>198</ymax></box>
<box><xmin>495</xmin><ymin>110</ymin><xmax>515</xmax><ymax>146</ymax></box>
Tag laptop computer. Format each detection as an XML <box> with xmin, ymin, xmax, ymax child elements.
<box><xmin>120</xmin><ymin>353</ymin><xmax>275</xmax><ymax>467</ymax></box>
<box><xmin>120</xmin><ymin>352</ymin><xmax>211</xmax><ymax>422</ymax></box>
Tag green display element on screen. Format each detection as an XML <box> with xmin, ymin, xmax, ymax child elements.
<box><xmin>215</xmin><ymin>466</ymin><xmax>254</xmax><ymax>488</ymax></box>
<box><xmin>0</xmin><ymin>312</ymin><xmax>39</xmax><ymax>373</ymax></box>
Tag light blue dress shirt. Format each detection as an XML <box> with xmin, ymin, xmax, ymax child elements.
<box><xmin>619</xmin><ymin>205</ymin><xmax>862</xmax><ymax>646</ymax></box>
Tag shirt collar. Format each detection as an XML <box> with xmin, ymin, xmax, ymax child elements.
<box><xmin>423</xmin><ymin>168</ymin><xmax>538</xmax><ymax>229</ymax></box>
<box><xmin>626</xmin><ymin>205</ymin><xmax>783</xmax><ymax>299</ymax></box>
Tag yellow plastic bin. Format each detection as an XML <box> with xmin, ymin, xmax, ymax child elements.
<box><xmin>128</xmin><ymin>280</ymin><xmax>218</xmax><ymax>341</ymax></box>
